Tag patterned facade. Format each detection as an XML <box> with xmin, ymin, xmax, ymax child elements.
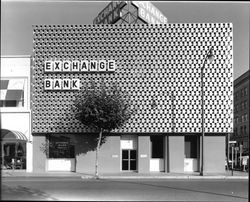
<box><xmin>32</xmin><ymin>23</ymin><xmax>233</xmax><ymax>134</ymax></box>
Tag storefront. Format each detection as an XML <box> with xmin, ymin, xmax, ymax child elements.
<box><xmin>31</xmin><ymin>23</ymin><xmax>233</xmax><ymax>174</ymax></box>
<box><xmin>1</xmin><ymin>129</ymin><xmax>27</xmax><ymax>169</ymax></box>
<box><xmin>0</xmin><ymin>56</ymin><xmax>32</xmax><ymax>172</ymax></box>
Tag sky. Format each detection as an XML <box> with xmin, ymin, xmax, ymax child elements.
<box><xmin>1</xmin><ymin>0</ymin><xmax>249</xmax><ymax>79</ymax></box>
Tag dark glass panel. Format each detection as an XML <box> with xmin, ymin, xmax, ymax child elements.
<box><xmin>122</xmin><ymin>160</ymin><xmax>128</xmax><ymax>170</ymax></box>
<box><xmin>130</xmin><ymin>150</ymin><xmax>137</xmax><ymax>159</ymax></box>
<box><xmin>130</xmin><ymin>160</ymin><xmax>136</xmax><ymax>170</ymax></box>
<box><xmin>122</xmin><ymin>150</ymin><xmax>128</xmax><ymax>160</ymax></box>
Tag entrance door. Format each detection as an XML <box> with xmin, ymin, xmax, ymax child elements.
<box><xmin>120</xmin><ymin>135</ymin><xmax>137</xmax><ymax>171</ymax></box>
<box><xmin>122</xmin><ymin>150</ymin><xmax>137</xmax><ymax>171</ymax></box>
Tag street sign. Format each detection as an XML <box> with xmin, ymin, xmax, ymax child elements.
<box><xmin>242</xmin><ymin>158</ymin><xmax>248</xmax><ymax>166</ymax></box>
<box><xmin>229</xmin><ymin>141</ymin><xmax>236</xmax><ymax>144</ymax></box>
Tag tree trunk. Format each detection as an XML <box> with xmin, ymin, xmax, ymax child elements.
<box><xmin>95</xmin><ymin>128</ymin><xmax>103</xmax><ymax>179</ymax></box>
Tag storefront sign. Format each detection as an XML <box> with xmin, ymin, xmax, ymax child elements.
<box><xmin>43</xmin><ymin>60</ymin><xmax>116</xmax><ymax>91</ymax></box>
<box><xmin>121</xmin><ymin>140</ymin><xmax>133</xmax><ymax>150</ymax></box>
<box><xmin>44</xmin><ymin>60</ymin><xmax>116</xmax><ymax>72</ymax></box>
<box><xmin>56</xmin><ymin>142</ymin><xmax>69</xmax><ymax>149</ymax></box>
<box><xmin>93</xmin><ymin>1</ymin><xmax>127</xmax><ymax>24</ymax></box>
<box><xmin>44</xmin><ymin>79</ymin><xmax>80</xmax><ymax>90</ymax></box>
<box><xmin>132</xmin><ymin>1</ymin><xmax>168</xmax><ymax>24</ymax></box>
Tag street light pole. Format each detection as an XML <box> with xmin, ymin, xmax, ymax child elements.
<box><xmin>200</xmin><ymin>47</ymin><xmax>215</xmax><ymax>176</ymax></box>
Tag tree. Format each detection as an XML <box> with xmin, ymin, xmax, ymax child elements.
<box><xmin>72</xmin><ymin>81</ymin><xmax>132</xmax><ymax>178</ymax></box>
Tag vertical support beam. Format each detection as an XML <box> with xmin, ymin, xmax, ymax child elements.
<box><xmin>235</xmin><ymin>149</ymin><xmax>238</xmax><ymax>167</ymax></box>
<box><xmin>231</xmin><ymin>146</ymin><xmax>234</xmax><ymax>170</ymax></box>
<box><xmin>164</xmin><ymin>136</ymin><xmax>169</xmax><ymax>172</ymax></box>
<box><xmin>1</xmin><ymin>143</ymin><xmax>5</xmax><ymax>168</ymax></box>
<box><xmin>138</xmin><ymin>136</ymin><xmax>150</xmax><ymax>173</ymax></box>
<box><xmin>168</xmin><ymin>136</ymin><xmax>184</xmax><ymax>173</ymax></box>
<box><xmin>240</xmin><ymin>144</ymin><xmax>242</xmax><ymax>167</ymax></box>
<box><xmin>33</xmin><ymin>134</ymin><xmax>47</xmax><ymax>172</ymax></box>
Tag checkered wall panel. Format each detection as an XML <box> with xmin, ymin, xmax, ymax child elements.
<box><xmin>0</xmin><ymin>79</ymin><xmax>24</xmax><ymax>101</ymax></box>
<box><xmin>32</xmin><ymin>23</ymin><xmax>233</xmax><ymax>134</ymax></box>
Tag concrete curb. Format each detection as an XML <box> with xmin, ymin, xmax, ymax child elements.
<box><xmin>2</xmin><ymin>172</ymin><xmax>248</xmax><ymax>180</ymax></box>
<box><xmin>3</xmin><ymin>175</ymin><xmax>248</xmax><ymax>180</ymax></box>
<box><xmin>97</xmin><ymin>176</ymin><xmax>249</xmax><ymax>180</ymax></box>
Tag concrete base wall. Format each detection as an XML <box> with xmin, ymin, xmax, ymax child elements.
<box><xmin>168</xmin><ymin>136</ymin><xmax>184</xmax><ymax>173</ymax></box>
<box><xmin>31</xmin><ymin>134</ymin><xmax>226</xmax><ymax>174</ymax></box>
<box><xmin>76</xmin><ymin>136</ymin><xmax>120</xmax><ymax>174</ymax></box>
<box><xmin>204</xmin><ymin>136</ymin><xmax>225</xmax><ymax>173</ymax></box>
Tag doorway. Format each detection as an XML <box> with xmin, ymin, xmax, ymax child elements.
<box><xmin>120</xmin><ymin>135</ymin><xmax>137</xmax><ymax>171</ymax></box>
<box><xmin>150</xmin><ymin>136</ymin><xmax>164</xmax><ymax>172</ymax></box>
<box><xmin>184</xmin><ymin>135</ymin><xmax>198</xmax><ymax>172</ymax></box>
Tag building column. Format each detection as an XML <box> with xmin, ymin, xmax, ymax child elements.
<box><xmin>168</xmin><ymin>136</ymin><xmax>184</xmax><ymax>173</ymax></box>
<box><xmin>203</xmin><ymin>136</ymin><xmax>225</xmax><ymax>173</ymax></box>
<box><xmin>32</xmin><ymin>134</ymin><xmax>47</xmax><ymax>172</ymax></box>
<box><xmin>164</xmin><ymin>136</ymin><xmax>169</xmax><ymax>172</ymax></box>
<box><xmin>138</xmin><ymin>136</ymin><xmax>150</xmax><ymax>173</ymax></box>
<box><xmin>1</xmin><ymin>143</ymin><xmax>5</xmax><ymax>168</ymax></box>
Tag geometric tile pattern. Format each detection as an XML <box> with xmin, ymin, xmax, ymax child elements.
<box><xmin>32</xmin><ymin>23</ymin><xmax>233</xmax><ymax>134</ymax></box>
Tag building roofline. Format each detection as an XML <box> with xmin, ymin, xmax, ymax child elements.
<box><xmin>1</xmin><ymin>55</ymin><xmax>31</xmax><ymax>58</ymax></box>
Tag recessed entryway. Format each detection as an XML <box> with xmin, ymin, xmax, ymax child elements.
<box><xmin>120</xmin><ymin>135</ymin><xmax>137</xmax><ymax>171</ymax></box>
<box><xmin>150</xmin><ymin>136</ymin><xmax>164</xmax><ymax>172</ymax></box>
<box><xmin>184</xmin><ymin>135</ymin><xmax>199</xmax><ymax>172</ymax></box>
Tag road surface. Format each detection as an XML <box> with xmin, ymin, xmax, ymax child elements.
<box><xmin>1</xmin><ymin>177</ymin><xmax>248</xmax><ymax>201</ymax></box>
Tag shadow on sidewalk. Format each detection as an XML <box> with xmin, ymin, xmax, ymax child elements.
<box><xmin>1</xmin><ymin>184</ymin><xmax>58</xmax><ymax>201</ymax></box>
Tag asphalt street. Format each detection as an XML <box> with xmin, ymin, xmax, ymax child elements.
<box><xmin>1</xmin><ymin>177</ymin><xmax>248</xmax><ymax>201</ymax></box>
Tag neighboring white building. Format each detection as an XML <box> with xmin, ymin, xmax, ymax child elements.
<box><xmin>1</xmin><ymin>55</ymin><xmax>32</xmax><ymax>172</ymax></box>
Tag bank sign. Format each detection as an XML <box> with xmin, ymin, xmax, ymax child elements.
<box><xmin>93</xmin><ymin>1</ymin><xmax>127</xmax><ymax>24</ymax></box>
<box><xmin>132</xmin><ymin>1</ymin><xmax>168</xmax><ymax>24</ymax></box>
<box><xmin>44</xmin><ymin>60</ymin><xmax>115</xmax><ymax>90</ymax></box>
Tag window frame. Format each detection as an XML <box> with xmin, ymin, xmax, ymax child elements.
<box><xmin>0</xmin><ymin>77</ymin><xmax>28</xmax><ymax>110</ymax></box>
<box><xmin>47</xmin><ymin>135</ymin><xmax>75</xmax><ymax>159</ymax></box>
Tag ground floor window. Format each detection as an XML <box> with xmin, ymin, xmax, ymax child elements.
<box><xmin>150</xmin><ymin>136</ymin><xmax>164</xmax><ymax>158</ymax></box>
<box><xmin>47</xmin><ymin>135</ymin><xmax>75</xmax><ymax>158</ymax></box>
<box><xmin>122</xmin><ymin>150</ymin><xmax>137</xmax><ymax>171</ymax></box>
<box><xmin>185</xmin><ymin>135</ymin><xmax>198</xmax><ymax>158</ymax></box>
<box><xmin>1</xmin><ymin>142</ymin><xmax>26</xmax><ymax>169</ymax></box>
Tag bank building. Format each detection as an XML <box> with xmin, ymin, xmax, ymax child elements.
<box><xmin>1</xmin><ymin>2</ymin><xmax>233</xmax><ymax>174</ymax></box>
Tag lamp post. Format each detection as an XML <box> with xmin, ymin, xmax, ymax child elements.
<box><xmin>200</xmin><ymin>47</ymin><xmax>215</xmax><ymax>176</ymax></box>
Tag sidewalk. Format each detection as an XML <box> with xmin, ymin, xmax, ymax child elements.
<box><xmin>1</xmin><ymin>169</ymin><xmax>248</xmax><ymax>180</ymax></box>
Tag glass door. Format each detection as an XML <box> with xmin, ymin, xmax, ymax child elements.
<box><xmin>122</xmin><ymin>150</ymin><xmax>137</xmax><ymax>171</ymax></box>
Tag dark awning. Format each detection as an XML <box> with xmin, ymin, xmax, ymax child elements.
<box><xmin>1</xmin><ymin>129</ymin><xmax>28</xmax><ymax>141</ymax></box>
